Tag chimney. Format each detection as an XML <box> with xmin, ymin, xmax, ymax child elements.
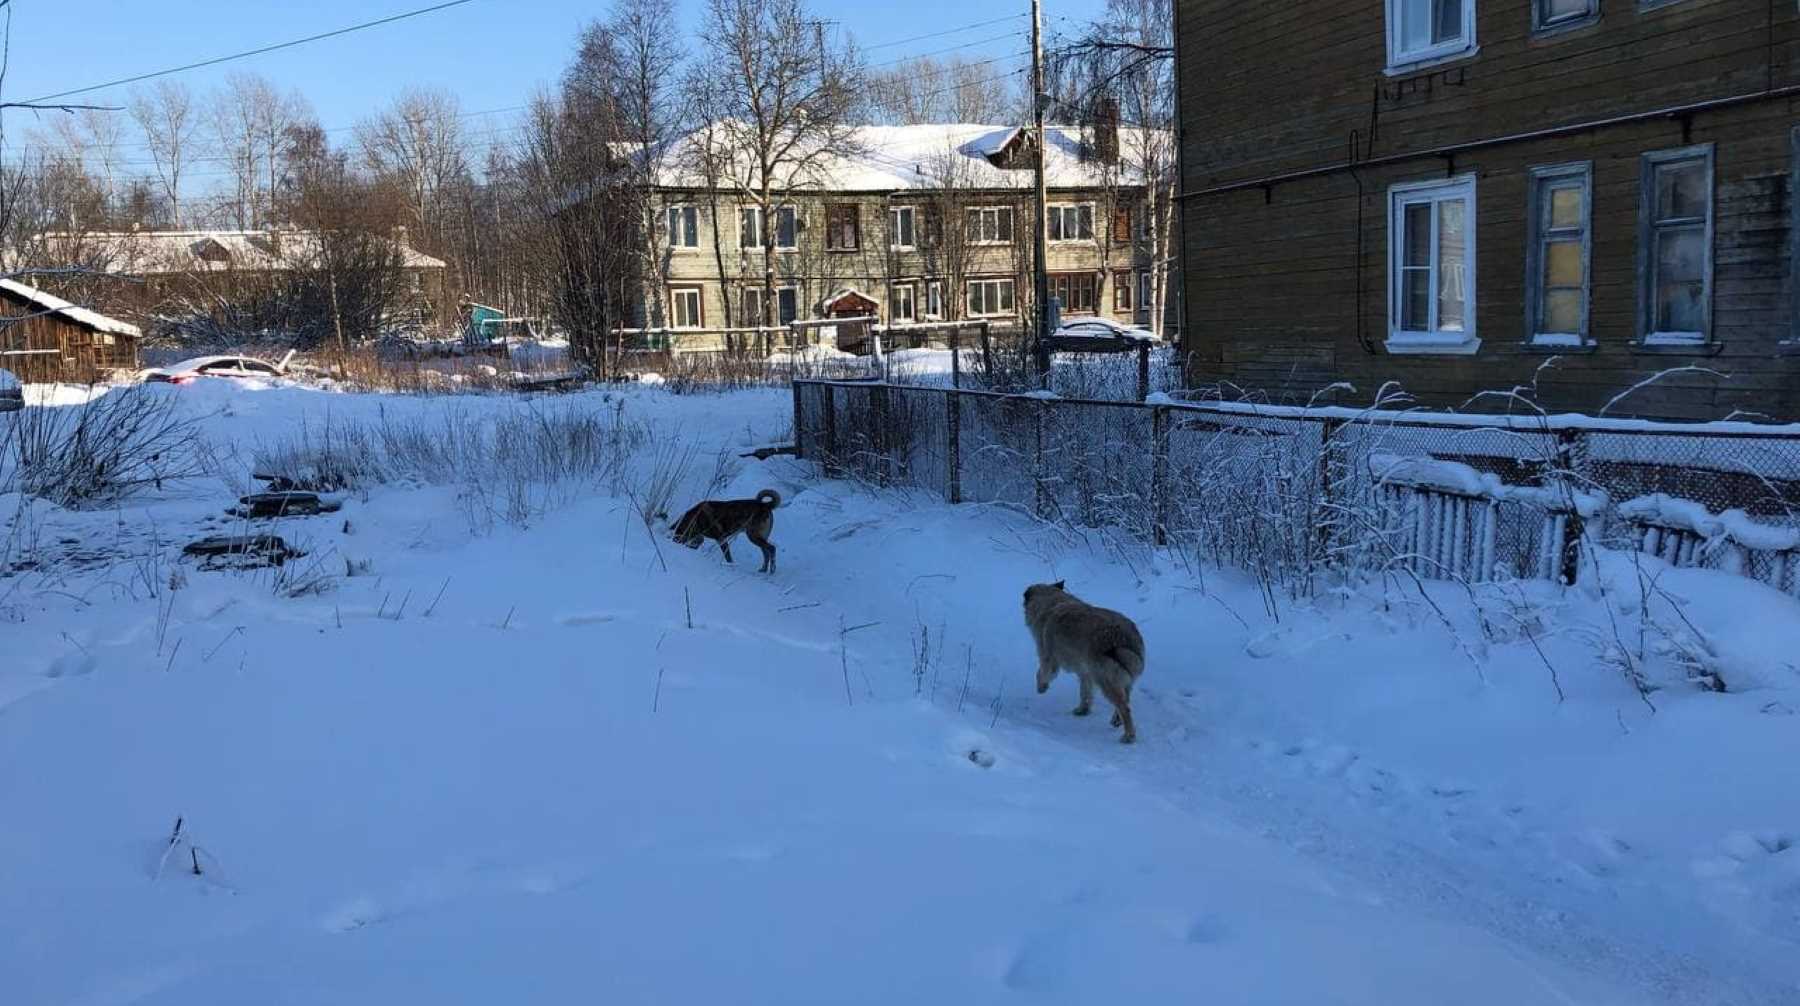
<box><xmin>1093</xmin><ymin>97</ymin><xmax>1120</xmax><ymax>166</ymax></box>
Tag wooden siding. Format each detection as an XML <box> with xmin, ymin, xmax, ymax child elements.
<box><xmin>0</xmin><ymin>310</ymin><xmax>137</xmax><ymax>383</ymax></box>
<box><xmin>1177</xmin><ymin>0</ymin><xmax>1800</xmax><ymax>420</ymax></box>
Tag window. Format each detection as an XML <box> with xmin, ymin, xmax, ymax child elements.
<box><xmin>1638</xmin><ymin>145</ymin><xmax>1713</xmax><ymax>346</ymax></box>
<box><xmin>1533</xmin><ymin>0</ymin><xmax>1597</xmax><ymax>34</ymax></box>
<box><xmin>967</xmin><ymin>278</ymin><xmax>1015</xmax><ymax>317</ymax></box>
<box><xmin>740</xmin><ymin>205</ymin><xmax>798</xmax><ymax>250</ymax></box>
<box><xmin>1050</xmin><ymin>272</ymin><xmax>1098</xmax><ymax>314</ymax></box>
<box><xmin>1113</xmin><ymin>270</ymin><xmax>1134</xmax><ymax>312</ymax></box>
<box><xmin>1111</xmin><ymin>205</ymin><xmax>1133</xmax><ymax>243</ymax></box>
<box><xmin>924</xmin><ymin>280</ymin><xmax>944</xmax><ymax>320</ymax></box>
<box><xmin>670</xmin><ymin>286</ymin><xmax>703</xmax><ymax>328</ymax></box>
<box><xmin>742</xmin><ymin>286</ymin><xmax>799</xmax><ymax>326</ymax></box>
<box><xmin>892</xmin><ymin>283</ymin><xmax>916</xmax><ymax>323</ymax></box>
<box><xmin>1385</xmin><ymin>0</ymin><xmax>1475</xmax><ymax>69</ymax></box>
<box><xmin>966</xmin><ymin>206</ymin><xmax>1015</xmax><ymax>244</ymax></box>
<box><xmin>1138</xmin><ymin>272</ymin><xmax>1154</xmax><ymax>314</ymax></box>
<box><xmin>825</xmin><ymin>204</ymin><xmax>860</xmax><ymax>251</ymax></box>
<box><xmin>1525</xmin><ymin>163</ymin><xmax>1592</xmax><ymax>347</ymax></box>
<box><xmin>1387</xmin><ymin>175</ymin><xmax>1478</xmax><ymax>352</ymax></box>
<box><xmin>1048</xmin><ymin>204</ymin><xmax>1095</xmax><ymax>242</ymax></box>
<box><xmin>921</xmin><ymin>207</ymin><xmax>943</xmax><ymax>248</ymax></box>
<box><xmin>666</xmin><ymin>205</ymin><xmax>699</xmax><ymax>249</ymax></box>
<box><xmin>890</xmin><ymin>206</ymin><xmax>917</xmax><ymax>249</ymax></box>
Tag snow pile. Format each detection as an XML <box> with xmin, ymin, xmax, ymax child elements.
<box><xmin>1370</xmin><ymin>453</ymin><xmax>1609</xmax><ymax>516</ymax></box>
<box><xmin>1618</xmin><ymin>494</ymin><xmax>1800</xmax><ymax>553</ymax></box>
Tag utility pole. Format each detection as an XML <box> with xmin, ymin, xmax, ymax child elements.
<box><xmin>1029</xmin><ymin>0</ymin><xmax>1052</xmax><ymax>384</ymax></box>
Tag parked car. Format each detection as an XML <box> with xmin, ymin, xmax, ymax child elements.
<box><xmin>1047</xmin><ymin>317</ymin><xmax>1160</xmax><ymax>352</ymax></box>
<box><xmin>0</xmin><ymin>367</ymin><xmax>21</xmax><ymax>412</ymax></box>
<box><xmin>143</xmin><ymin>351</ymin><xmax>294</xmax><ymax>385</ymax></box>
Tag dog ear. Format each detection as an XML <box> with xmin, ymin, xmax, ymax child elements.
<box><xmin>1054</xmin><ymin>579</ymin><xmax>1066</xmax><ymax>590</ymax></box>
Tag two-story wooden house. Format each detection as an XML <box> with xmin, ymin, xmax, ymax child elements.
<box><xmin>1178</xmin><ymin>0</ymin><xmax>1800</xmax><ymax>420</ymax></box>
<box><xmin>632</xmin><ymin>121</ymin><xmax>1176</xmax><ymax>352</ymax></box>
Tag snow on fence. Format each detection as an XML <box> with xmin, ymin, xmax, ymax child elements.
<box><xmin>793</xmin><ymin>380</ymin><xmax>1800</xmax><ymax>596</ymax></box>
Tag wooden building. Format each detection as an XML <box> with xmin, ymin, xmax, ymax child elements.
<box><xmin>1177</xmin><ymin>0</ymin><xmax>1800</xmax><ymax>420</ymax></box>
<box><xmin>0</xmin><ymin>279</ymin><xmax>140</xmax><ymax>383</ymax></box>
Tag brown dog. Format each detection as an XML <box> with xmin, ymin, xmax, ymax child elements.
<box><xmin>672</xmin><ymin>489</ymin><xmax>780</xmax><ymax>572</ymax></box>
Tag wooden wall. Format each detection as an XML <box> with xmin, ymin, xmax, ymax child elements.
<box><xmin>0</xmin><ymin>311</ymin><xmax>138</xmax><ymax>384</ymax></box>
<box><xmin>1177</xmin><ymin>0</ymin><xmax>1800</xmax><ymax>420</ymax></box>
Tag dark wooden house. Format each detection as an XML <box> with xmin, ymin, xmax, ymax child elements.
<box><xmin>1177</xmin><ymin>0</ymin><xmax>1800</xmax><ymax>420</ymax></box>
<box><xmin>0</xmin><ymin>279</ymin><xmax>140</xmax><ymax>383</ymax></box>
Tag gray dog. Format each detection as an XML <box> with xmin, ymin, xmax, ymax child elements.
<box><xmin>1023</xmin><ymin>581</ymin><xmax>1146</xmax><ymax>743</ymax></box>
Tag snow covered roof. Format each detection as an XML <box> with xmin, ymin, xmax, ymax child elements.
<box><xmin>41</xmin><ymin>229</ymin><xmax>447</xmax><ymax>276</ymax></box>
<box><xmin>0</xmin><ymin>278</ymin><xmax>141</xmax><ymax>339</ymax></box>
<box><xmin>638</xmin><ymin>122</ymin><xmax>1170</xmax><ymax>193</ymax></box>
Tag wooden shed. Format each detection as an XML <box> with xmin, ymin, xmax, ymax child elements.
<box><xmin>0</xmin><ymin>279</ymin><xmax>140</xmax><ymax>383</ymax></box>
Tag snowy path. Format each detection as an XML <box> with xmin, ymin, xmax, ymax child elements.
<box><xmin>3</xmin><ymin>383</ymin><xmax>1797</xmax><ymax>1004</ymax></box>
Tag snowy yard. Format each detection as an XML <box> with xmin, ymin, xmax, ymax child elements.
<box><xmin>3</xmin><ymin>380</ymin><xmax>1799</xmax><ymax>1004</ymax></box>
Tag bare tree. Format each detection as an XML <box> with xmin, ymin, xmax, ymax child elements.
<box><xmin>570</xmin><ymin>0</ymin><xmax>685</xmax><ymax>329</ymax></box>
<box><xmin>871</xmin><ymin>55</ymin><xmax>1013</xmax><ymax>125</ymax></box>
<box><xmin>1057</xmin><ymin>0</ymin><xmax>1176</xmax><ymax>336</ymax></box>
<box><xmin>699</xmin><ymin>0</ymin><xmax>865</xmax><ymax>328</ymax></box>
<box><xmin>356</xmin><ymin>88</ymin><xmax>469</xmax><ymax>253</ymax></box>
<box><xmin>130</xmin><ymin>81</ymin><xmax>199</xmax><ymax>227</ymax></box>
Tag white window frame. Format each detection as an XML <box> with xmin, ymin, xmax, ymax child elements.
<box><xmin>1386</xmin><ymin>174</ymin><xmax>1479</xmax><ymax>354</ymax></box>
<box><xmin>892</xmin><ymin>282</ymin><xmax>916</xmax><ymax>323</ymax></box>
<box><xmin>924</xmin><ymin>280</ymin><xmax>944</xmax><ymax>320</ymax></box>
<box><xmin>1384</xmin><ymin>0</ymin><xmax>1477</xmax><ymax>73</ymax></box>
<box><xmin>669</xmin><ymin>286</ymin><xmax>704</xmax><ymax>329</ymax></box>
<box><xmin>1532</xmin><ymin>0</ymin><xmax>1599</xmax><ymax>36</ymax></box>
<box><xmin>890</xmin><ymin>206</ymin><xmax>917</xmax><ymax>250</ymax></box>
<box><xmin>740</xmin><ymin>205</ymin><xmax>799</xmax><ymax>251</ymax></box>
<box><xmin>1137</xmin><ymin>271</ymin><xmax>1154</xmax><ymax>315</ymax></box>
<box><xmin>967</xmin><ymin>205</ymin><xmax>1015</xmax><ymax>245</ymax></box>
<box><xmin>1524</xmin><ymin>162</ymin><xmax>1593</xmax><ymax>348</ymax></box>
<box><xmin>666</xmin><ymin>204</ymin><xmax>699</xmax><ymax>250</ymax></box>
<box><xmin>742</xmin><ymin>285</ymin><xmax>800</xmax><ymax>326</ymax></box>
<box><xmin>1047</xmin><ymin>203</ymin><xmax>1095</xmax><ymax>242</ymax></box>
<box><xmin>967</xmin><ymin>277</ymin><xmax>1016</xmax><ymax>317</ymax></box>
<box><xmin>1637</xmin><ymin>144</ymin><xmax>1714</xmax><ymax>348</ymax></box>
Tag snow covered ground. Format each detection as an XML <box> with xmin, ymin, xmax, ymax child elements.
<box><xmin>4</xmin><ymin>380</ymin><xmax>1798</xmax><ymax>1004</ymax></box>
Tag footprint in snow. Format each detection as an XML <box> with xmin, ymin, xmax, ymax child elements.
<box><xmin>556</xmin><ymin>612</ymin><xmax>621</xmax><ymax>627</ymax></box>
<box><xmin>322</xmin><ymin>897</ymin><xmax>385</xmax><ymax>933</ymax></box>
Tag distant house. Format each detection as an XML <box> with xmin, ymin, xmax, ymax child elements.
<box><xmin>613</xmin><ymin>117</ymin><xmax>1179</xmax><ymax>352</ymax></box>
<box><xmin>1177</xmin><ymin>1</ymin><xmax>1800</xmax><ymax>421</ymax></box>
<box><xmin>40</xmin><ymin>227</ymin><xmax>449</xmax><ymax>331</ymax></box>
<box><xmin>0</xmin><ymin>278</ymin><xmax>140</xmax><ymax>383</ymax></box>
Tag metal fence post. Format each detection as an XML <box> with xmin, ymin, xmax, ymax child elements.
<box><xmin>1136</xmin><ymin>342</ymin><xmax>1150</xmax><ymax>402</ymax></box>
<box><xmin>1034</xmin><ymin>398</ymin><xmax>1050</xmax><ymax>520</ymax></box>
<box><xmin>822</xmin><ymin>383</ymin><xmax>838</xmax><ymax>476</ymax></box>
<box><xmin>1151</xmin><ymin>405</ymin><xmax>1170</xmax><ymax>546</ymax></box>
<box><xmin>872</xmin><ymin>382</ymin><xmax>892</xmax><ymax>487</ymax></box>
<box><xmin>1316</xmin><ymin>417</ymin><xmax>1344</xmax><ymax>564</ymax></box>
<box><xmin>793</xmin><ymin>381</ymin><xmax>806</xmax><ymax>459</ymax></box>
<box><xmin>946</xmin><ymin>389</ymin><xmax>962</xmax><ymax>504</ymax></box>
<box><xmin>1556</xmin><ymin>426</ymin><xmax>1586</xmax><ymax>585</ymax></box>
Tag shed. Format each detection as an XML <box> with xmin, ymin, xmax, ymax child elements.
<box><xmin>0</xmin><ymin>279</ymin><xmax>141</xmax><ymax>383</ymax></box>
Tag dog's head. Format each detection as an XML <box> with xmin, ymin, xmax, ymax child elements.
<box><xmin>1023</xmin><ymin>582</ymin><xmax>1068</xmax><ymax>695</ymax></box>
<box><xmin>1022</xmin><ymin>580</ymin><xmax>1067</xmax><ymax>612</ymax></box>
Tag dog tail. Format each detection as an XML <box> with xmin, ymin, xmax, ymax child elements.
<box><xmin>756</xmin><ymin>488</ymin><xmax>781</xmax><ymax>508</ymax></box>
<box><xmin>1105</xmin><ymin>642</ymin><xmax>1144</xmax><ymax>682</ymax></box>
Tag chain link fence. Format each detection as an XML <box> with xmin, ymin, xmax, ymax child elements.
<box><xmin>794</xmin><ymin>380</ymin><xmax>1800</xmax><ymax>598</ymax></box>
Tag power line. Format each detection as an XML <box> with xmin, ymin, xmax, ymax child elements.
<box><xmin>23</xmin><ymin>0</ymin><xmax>483</xmax><ymax>104</ymax></box>
<box><xmin>863</xmin><ymin>14</ymin><xmax>1026</xmax><ymax>51</ymax></box>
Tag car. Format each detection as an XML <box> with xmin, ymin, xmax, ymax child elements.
<box><xmin>0</xmin><ymin>366</ymin><xmax>20</xmax><ymax>412</ymax></box>
<box><xmin>143</xmin><ymin>351</ymin><xmax>294</xmax><ymax>385</ymax></box>
<box><xmin>1047</xmin><ymin>316</ymin><xmax>1161</xmax><ymax>352</ymax></box>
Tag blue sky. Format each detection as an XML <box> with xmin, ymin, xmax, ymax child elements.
<box><xmin>3</xmin><ymin>0</ymin><xmax>1103</xmax><ymax>170</ymax></box>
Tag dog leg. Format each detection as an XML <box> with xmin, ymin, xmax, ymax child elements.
<box><xmin>718</xmin><ymin>539</ymin><xmax>733</xmax><ymax>564</ymax></box>
<box><xmin>747</xmin><ymin>525</ymin><xmax>776</xmax><ymax>574</ymax></box>
<box><xmin>1098</xmin><ymin>677</ymin><xmax>1136</xmax><ymax>744</ymax></box>
<box><xmin>1072</xmin><ymin>675</ymin><xmax>1093</xmax><ymax>717</ymax></box>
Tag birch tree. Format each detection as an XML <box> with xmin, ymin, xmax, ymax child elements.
<box><xmin>698</xmin><ymin>0</ymin><xmax>864</xmax><ymax>328</ymax></box>
<box><xmin>130</xmin><ymin>81</ymin><xmax>199</xmax><ymax>227</ymax></box>
<box><xmin>356</xmin><ymin>88</ymin><xmax>469</xmax><ymax>253</ymax></box>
